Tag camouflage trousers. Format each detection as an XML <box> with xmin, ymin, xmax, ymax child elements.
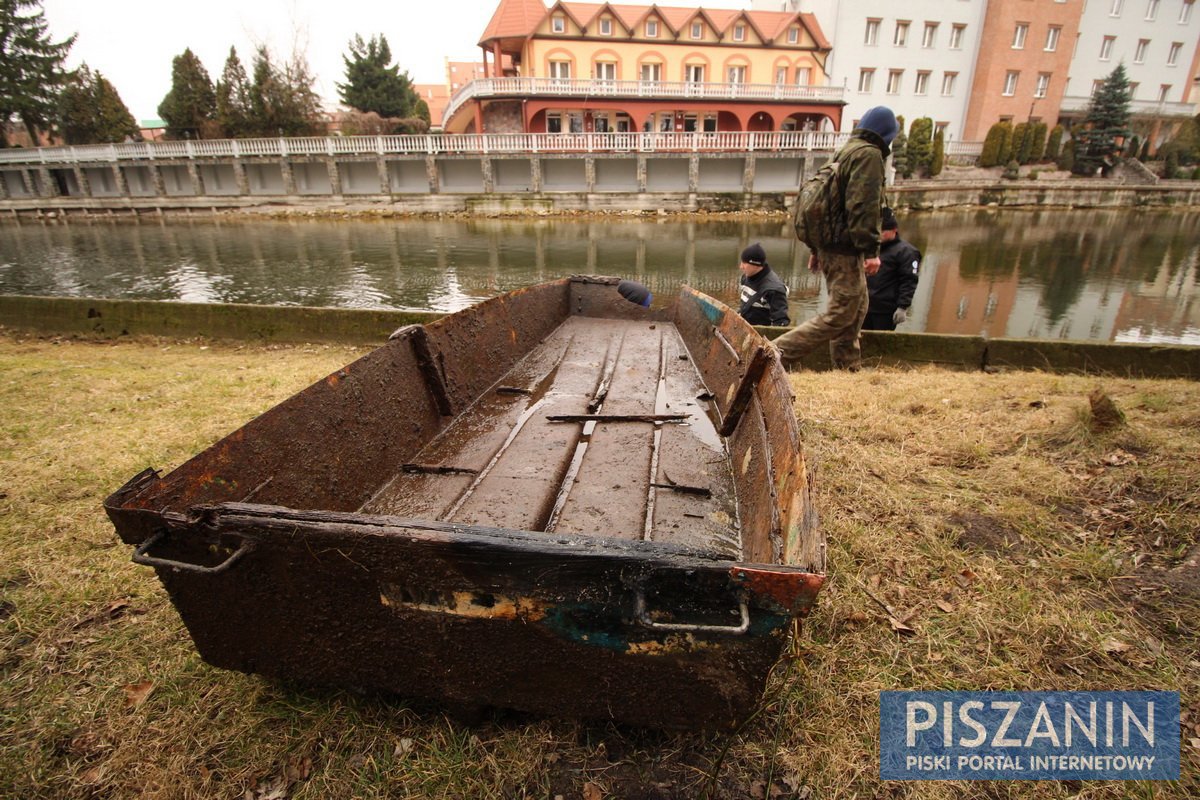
<box><xmin>773</xmin><ymin>251</ymin><xmax>869</xmax><ymax>371</ymax></box>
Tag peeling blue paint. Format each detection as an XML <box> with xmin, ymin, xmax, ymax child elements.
<box><xmin>691</xmin><ymin>295</ymin><xmax>726</xmax><ymax>326</ymax></box>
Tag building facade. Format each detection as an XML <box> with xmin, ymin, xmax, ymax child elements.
<box><xmin>442</xmin><ymin>0</ymin><xmax>845</xmax><ymax>135</ymax></box>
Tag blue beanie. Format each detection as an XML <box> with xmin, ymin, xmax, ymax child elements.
<box><xmin>858</xmin><ymin>106</ymin><xmax>899</xmax><ymax>145</ymax></box>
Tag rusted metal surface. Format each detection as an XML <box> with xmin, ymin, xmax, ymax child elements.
<box><xmin>106</xmin><ymin>276</ymin><xmax>824</xmax><ymax>730</ymax></box>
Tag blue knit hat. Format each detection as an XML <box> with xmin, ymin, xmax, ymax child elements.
<box><xmin>858</xmin><ymin>106</ymin><xmax>899</xmax><ymax>145</ymax></box>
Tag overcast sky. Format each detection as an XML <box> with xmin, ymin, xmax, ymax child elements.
<box><xmin>42</xmin><ymin>0</ymin><xmax>753</xmax><ymax>122</ymax></box>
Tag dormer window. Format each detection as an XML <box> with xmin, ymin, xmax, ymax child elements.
<box><xmin>646</xmin><ymin>19</ymin><xmax>658</xmax><ymax>37</ymax></box>
<box><xmin>691</xmin><ymin>22</ymin><xmax>703</xmax><ymax>39</ymax></box>
<box><xmin>599</xmin><ymin>17</ymin><xmax>612</xmax><ymax>35</ymax></box>
<box><xmin>551</xmin><ymin>16</ymin><xmax>565</xmax><ymax>33</ymax></box>
<box><xmin>788</xmin><ymin>27</ymin><xmax>799</xmax><ymax>44</ymax></box>
<box><xmin>733</xmin><ymin>24</ymin><xmax>745</xmax><ymax>41</ymax></box>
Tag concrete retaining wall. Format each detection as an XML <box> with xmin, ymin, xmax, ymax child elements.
<box><xmin>2</xmin><ymin>294</ymin><xmax>1196</xmax><ymax>379</ymax></box>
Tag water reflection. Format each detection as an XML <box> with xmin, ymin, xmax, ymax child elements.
<box><xmin>0</xmin><ymin>209</ymin><xmax>1196</xmax><ymax>343</ymax></box>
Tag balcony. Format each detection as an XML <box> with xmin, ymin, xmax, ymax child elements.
<box><xmin>1059</xmin><ymin>95</ymin><xmax>1198</xmax><ymax>118</ymax></box>
<box><xmin>442</xmin><ymin>77</ymin><xmax>846</xmax><ymax>128</ymax></box>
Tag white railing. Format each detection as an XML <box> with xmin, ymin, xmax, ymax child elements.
<box><xmin>0</xmin><ymin>131</ymin><xmax>882</xmax><ymax>165</ymax></box>
<box><xmin>1059</xmin><ymin>95</ymin><xmax>1198</xmax><ymax>118</ymax></box>
<box><xmin>441</xmin><ymin>77</ymin><xmax>846</xmax><ymax>127</ymax></box>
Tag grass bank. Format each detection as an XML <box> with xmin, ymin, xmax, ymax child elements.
<box><xmin>1</xmin><ymin>333</ymin><xmax>1197</xmax><ymax>799</ymax></box>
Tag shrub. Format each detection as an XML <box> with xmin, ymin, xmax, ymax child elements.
<box><xmin>1028</xmin><ymin>122</ymin><xmax>1048</xmax><ymax>163</ymax></box>
<box><xmin>1193</xmin><ymin>166</ymin><xmax>1200</xmax><ymax>180</ymax></box>
<box><xmin>907</xmin><ymin>117</ymin><xmax>934</xmax><ymax>176</ymax></box>
<box><xmin>1011</xmin><ymin>122</ymin><xmax>1030</xmax><ymax>164</ymax></box>
<box><xmin>1045</xmin><ymin>125</ymin><xmax>1064</xmax><ymax>161</ymax></box>
<box><xmin>1002</xmin><ymin>159</ymin><xmax>1020</xmax><ymax>180</ymax></box>
<box><xmin>930</xmin><ymin>130</ymin><xmax>945</xmax><ymax>177</ymax></box>
<box><xmin>1164</xmin><ymin>149</ymin><xmax>1180</xmax><ymax>178</ymax></box>
<box><xmin>981</xmin><ymin>121</ymin><xmax>1013</xmax><ymax>168</ymax></box>
<box><xmin>1057</xmin><ymin>138</ymin><xmax>1075</xmax><ymax>172</ymax></box>
<box><xmin>893</xmin><ymin>126</ymin><xmax>911</xmax><ymax>178</ymax></box>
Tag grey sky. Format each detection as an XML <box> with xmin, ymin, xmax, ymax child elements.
<box><xmin>42</xmin><ymin>0</ymin><xmax>752</xmax><ymax>122</ymax></box>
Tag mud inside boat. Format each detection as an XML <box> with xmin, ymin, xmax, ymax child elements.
<box><xmin>106</xmin><ymin>276</ymin><xmax>824</xmax><ymax>729</ymax></box>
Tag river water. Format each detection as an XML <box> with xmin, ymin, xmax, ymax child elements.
<box><xmin>1</xmin><ymin>209</ymin><xmax>1197</xmax><ymax>343</ymax></box>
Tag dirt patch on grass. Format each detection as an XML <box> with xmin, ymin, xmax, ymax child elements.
<box><xmin>949</xmin><ymin>512</ymin><xmax>1028</xmax><ymax>556</ymax></box>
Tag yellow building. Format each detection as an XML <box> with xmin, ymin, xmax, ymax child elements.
<box><xmin>442</xmin><ymin>0</ymin><xmax>844</xmax><ymax>134</ymax></box>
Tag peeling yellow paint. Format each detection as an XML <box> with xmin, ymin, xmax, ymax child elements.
<box><xmin>378</xmin><ymin>583</ymin><xmax>547</xmax><ymax>622</ymax></box>
<box><xmin>627</xmin><ymin>632</ymin><xmax>715</xmax><ymax>656</ymax></box>
<box><xmin>741</xmin><ymin>447</ymin><xmax>753</xmax><ymax>475</ymax></box>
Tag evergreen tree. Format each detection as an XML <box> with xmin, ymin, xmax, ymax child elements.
<box><xmin>1028</xmin><ymin>122</ymin><xmax>1049</xmax><ymax>162</ymax></box>
<box><xmin>907</xmin><ymin>117</ymin><xmax>933</xmax><ymax>176</ymax></box>
<box><xmin>1045</xmin><ymin>125</ymin><xmax>1064</xmax><ymax>161</ymax></box>
<box><xmin>1011</xmin><ymin>122</ymin><xmax>1030</xmax><ymax>164</ymax></box>
<box><xmin>247</xmin><ymin>46</ymin><xmax>322</xmax><ymax>137</ymax></box>
<box><xmin>1073</xmin><ymin>63</ymin><xmax>1132</xmax><ymax>176</ymax></box>
<box><xmin>1058</xmin><ymin>137</ymin><xmax>1076</xmax><ymax>172</ymax></box>
<box><xmin>892</xmin><ymin>126</ymin><xmax>910</xmax><ymax>178</ymax></box>
<box><xmin>337</xmin><ymin>34</ymin><xmax>423</xmax><ymax>119</ymax></box>
<box><xmin>215</xmin><ymin>47</ymin><xmax>251</xmax><ymax>138</ymax></box>
<box><xmin>0</xmin><ymin>0</ymin><xmax>75</xmax><ymax>145</ymax></box>
<box><xmin>980</xmin><ymin>122</ymin><xmax>1008</xmax><ymax>167</ymax></box>
<box><xmin>57</xmin><ymin>64</ymin><xmax>138</xmax><ymax>144</ymax></box>
<box><xmin>157</xmin><ymin>48</ymin><xmax>215</xmax><ymax>139</ymax></box>
<box><xmin>996</xmin><ymin>121</ymin><xmax>1015</xmax><ymax>165</ymax></box>
<box><xmin>930</xmin><ymin>129</ymin><xmax>945</xmax><ymax>177</ymax></box>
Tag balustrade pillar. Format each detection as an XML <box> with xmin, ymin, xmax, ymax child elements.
<box><xmin>72</xmin><ymin>166</ymin><xmax>91</xmax><ymax>197</ymax></box>
<box><xmin>376</xmin><ymin>157</ymin><xmax>391</xmax><ymax>194</ymax></box>
<box><xmin>19</xmin><ymin>169</ymin><xmax>36</xmax><ymax>196</ymax></box>
<box><xmin>0</xmin><ymin>172</ymin><xmax>8</xmax><ymax>200</ymax></box>
<box><xmin>111</xmin><ymin>165</ymin><xmax>129</xmax><ymax>197</ymax></box>
<box><xmin>425</xmin><ymin>155</ymin><xmax>440</xmax><ymax>194</ymax></box>
<box><xmin>480</xmin><ymin>158</ymin><xmax>494</xmax><ymax>193</ymax></box>
<box><xmin>186</xmin><ymin>162</ymin><xmax>205</xmax><ymax>196</ymax></box>
<box><xmin>232</xmin><ymin>160</ymin><xmax>249</xmax><ymax>195</ymax></box>
<box><xmin>280</xmin><ymin>160</ymin><xmax>297</xmax><ymax>195</ymax></box>
<box><xmin>688</xmin><ymin>155</ymin><xmax>700</xmax><ymax>193</ymax></box>
<box><xmin>148</xmin><ymin>163</ymin><xmax>167</xmax><ymax>196</ymax></box>
<box><xmin>325</xmin><ymin>158</ymin><xmax>342</xmax><ymax>196</ymax></box>
<box><xmin>37</xmin><ymin>166</ymin><xmax>58</xmax><ymax>198</ymax></box>
<box><xmin>742</xmin><ymin>154</ymin><xmax>756</xmax><ymax>193</ymax></box>
<box><xmin>584</xmin><ymin>158</ymin><xmax>595</xmax><ymax>192</ymax></box>
<box><xmin>530</xmin><ymin>158</ymin><xmax>542</xmax><ymax>192</ymax></box>
<box><xmin>636</xmin><ymin>155</ymin><xmax>647</xmax><ymax>193</ymax></box>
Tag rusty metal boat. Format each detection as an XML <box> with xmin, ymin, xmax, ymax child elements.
<box><xmin>105</xmin><ymin>275</ymin><xmax>825</xmax><ymax>729</ymax></box>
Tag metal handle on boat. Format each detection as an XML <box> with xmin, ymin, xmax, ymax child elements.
<box><xmin>132</xmin><ymin>530</ymin><xmax>254</xmax><ymax>575</ymax></box>
<box><xmin>634</xmin><ymin>589</ymin><xmax>751</xmax><ymax>635</ymax></box>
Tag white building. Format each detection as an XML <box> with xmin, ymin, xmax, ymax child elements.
<box><xmin>753</xmin><ymin>0</ymin><xmax>988</xmax><ymax>141</ymax></box>
<box><xmin>1063</xmin><ymin>0</ymin><xmax>1200</xmax><ymax>144</ymax></box>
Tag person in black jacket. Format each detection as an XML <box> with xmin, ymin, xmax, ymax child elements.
<box><xmin>863</xmin><ymin>209</ymin><xmax>921</xmax><ymax>331</ymax></box>
<box><xmin>737</xmin><ymin>242</ymin><xmax>790</xmax><ymax>327</ymax></box>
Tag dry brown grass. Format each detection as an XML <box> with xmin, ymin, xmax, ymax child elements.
<box><xmin>1</xmin><ymin>334</ymin><xmax>1197</xmax><ymax>798</ymax></box>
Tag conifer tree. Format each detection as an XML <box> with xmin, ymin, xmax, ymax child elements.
<box><xmin>930</xmin><ymin>129</ymin><xmax>945</xmax><ymax>177</ymax></box>
<box><xmin>0</xmin><ymin>0</ymin><xmax>75</xmax><ymax>145</ymax></box>
<box><xmin>157</xmin><ymin>48</ymin><xmax>215</xmax><ymax>139</ymax></box>
<box><xmin>215</xmin><ymin>47</ymin><xmax>251</xmax><ymax>138</ymax></box>
<box><xmin>337</xmin><ymin>34</ymin><xmax>424</xmax><ymax>120</ymax></box>
<box><xmin>892</xmin><ymin>117</ymin><xmax>910</xmax><ymax>179</ymax></box>
<box><xmin>1045</xmin><ymin>125</ymin><xmax>1064</xmax><ymax>161</ymax></box>
<box><xmin>247</xmin><ymin>46</ymin><xmax>322</xmax><ymax>137</ymax></box>
<box><xmin>1073</xmin><ymin>63</ymin><xmax>1132</xmax><ymax>175</ymax></box>
<box><xmin>58</xmin><ymin>64</ymin><xmax>138</xmax><ymax>144</ymax></box>
<box><xmin>907</xmin><ymin>117</ymin><xmax>933</xmax><ymax>176</ymax></box>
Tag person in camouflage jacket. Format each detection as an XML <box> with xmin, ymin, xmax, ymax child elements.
<box><xmin>774</xmin><ymin>106</ymin><xmax>898</xmax><ymax>371</ymax></box>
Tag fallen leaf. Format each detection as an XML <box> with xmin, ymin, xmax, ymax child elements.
<box><xmin>929</xmin><ymin>652</ymin><xmax>945</xmax><ymax>662</ymax></box>
<box><xmin>1103</xmin><ymin>450</ymin><xmax>1137</xmax><ymax>467</ymax></box>
<box><xmin>1101</xmin><ymin>638</ymin><xmax>1131</xmax><ymax>655</ymax></box>
<box><xmin>749</xmin><ymin>780</ymin><xmax>767</xmax><ymax>800</ymax></box>
<box><xmin>888</xmin><ymin>616</ymin><xmax>916</xmax><ymax>635</ymax></box>
<box><xmin>847</xmin><ymin>611</ymin><xmax>869</xmax><ymax>624</ymax></box>
<box><xmin>935</xmin><ymin>599</ymin><xmax>956</xmax><ymax>613</ymax></box>
<box><xmin>1188</xmin><ymin>737</ymin><xmax>1200</xmax><ymax>751</ymax></box>
<box><xmin>394</xmin><ymin>738</ymin><xmax>414</xmax><ymax>758</ymax></box>
<box><xmin>122</xmin><ymin>680</ymin><xmax>153</xmax><ymax>708</ymax></box>
<box><xmin>582</xmin><ymin>781</ymin><xmax>604</xmax><ymax>800</ymax></box>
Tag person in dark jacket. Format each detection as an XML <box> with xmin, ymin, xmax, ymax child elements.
<box><xmin>863</xmin><ymin>208</ymin><xmax>921</xmax><ymax>331</ymax></box>
<box><xmin>774</xmin><ymin>105</ymin><xmax>898</xmax><ymax>370</ymax></box>
<box><xmin>737</xmin><ymin>242</ymin><xmax>790</xmax><ymax>326</ymax></box>
<box><xmin>617</xmin><ymin>279</ymin><xmax>652</xmax><ymax>308</ymax></box>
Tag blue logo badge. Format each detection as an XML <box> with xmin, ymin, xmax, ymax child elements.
<box><xmin>880</xmin><ymin>691</ymin><xmax>1180</xmax><ymax>780</ymax></box>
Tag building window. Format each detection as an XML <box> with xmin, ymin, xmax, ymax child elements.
<box><xmin>1045</xmin><ymin>26</ymin><xmax>1061</xmax><ymax>51</ymax></box>
<box><xmin>1092</xmin><ymin>79</ymin><xmax>1105</xmax><ymax>96</ymax></box>
<box><xmin>1135</xmin><ymin>38</ymin><xmax>1149</xmax><ymax>62</ymax></box>
<box><xmin>1129</xmin><ymin>81</ymin><xmax>1140</xmax><ymax>98</ymax></box>
<box><xmin>599</xmin><ymin>17</ymin><xmax>612</xmax><ymax>35</ymax></box>
<box><xmin>1110</xmin><ymin>0</ymin><xmax>1124</xmax><ymax>16</ymax></box>
<box><xmin>640</xmin><ymin>62</ymin><xmax>661</xmax><ymax>82</ymax></box>
<box><xmin>595</xmin><ymin>62</ymin><xmax>615</xmax><ymax>82</ymax></box>
<box><xmin>914</xmin><ymin>71</ymin><xmax>930</xmax><ymax>95</ymax></box>
<box><xmin>1035</xmin><ymin>73</ymin><xmax>1051</xmax><ymax>98</ymax></box>
<box><xmin>788</xmin><ymin>27</ymin><xmax>799</xmax><ymax>44</ymax></box>
<box><xmin>1182</xmin><ymin>1</ymin><xmax>1194</xmax><ymax>24</ymax></box>
<box><xmin>894</xmin><ymin>20</ymin><xmax>910</xmax><ymax>46</ymax></box>
<box><xmin>775</xmin><ymin>66</ymin><xmax>788</xmax><ymax>84</ymax></box>
<box><xmin>547</xmin><ymin>113</ymin><xmax>562</xmax><ymax>133</ymax></box>
<box><xmin>858</xmin><ymin>68</ymin><xmax>875</xmax><ymax>93</ymax></box>
<box><xmin>949</xmin><ymin>24</ymin><xmax>965</xmax><ymax>49</ymax></box>
<box><xmin>646</xmin><ymin>19</ymin><xmax>658</xmax><ymax>37</ymax></box>
<box><xmin>594</xmin><ymin>113</ymin><xmax>609</xmax><ymax>133</ymax></box>
<box><xmin>1146</xmin><ymin>0</ymin><xmax>1160</xmax><ymax>20</ymax></box>
<box><xmin>551</xmin><ymin>16</ymin><xmax>565</xmax><ymax>33</ymax></box>
<box><xmin>733</xmin><ymin>24</ymin><xmax>745</xmax><ymax>42</ymax></box>
<box><xmin>1159</xmin><ymin>84</ymin><xmax>1172</xmax><ymax>101</ymax></box>
<box><xmin>685</xmin><ymin>64</ymin><xmax>704</xmax><ymax>83</ymax></box>
<box><xmin>727</xmin><ymin>65</ymin><xmax>746</xmax><ymax>84</ymax></box>
<box><xmin>691</xmin><ymin>22</ymin><xmax>703</xmax><ymax>39</ymax></box>
<box><xmin>1003</xmin><ymin>71</ymin><xmax>1019</xmax><ymax>96</ymax></box>
<box><xmin>796</xmin><ymin>66</ymin><xmax>811</xmax><ymax>85</ymax></box>
<box><xmin>922</xmin><ymin>22</ymin><xmax>938</xmax><ymax>48</ymax></box>
<box><xmin>549</xmin><ymin>60</ymin><xmax>571</xmax><ymax>80</ymax></box>
<box><xmin>865</xmin><ymin>19</ymin><xmax>880</xmax><ymax>46</ymax></box>
<box><xmin>887</xmin><ymin>69</ymin><xmax>903</xmax><ymax>93</ymax></box>
<box><xmin>1168</xmin><ymin>41</ymin><xmax>1182</xmax><ymax>65</ymax></box>
<box><xmin>1012</xmin><ymin>23</ymin><xmax>1028</xmax><ymax>49</ymax></box>
<box><xmin>1100</xmin><ymin>36</ymin><xmax>1116</xmax><ymax>60</ymax></box>
<box><xmin>941</xmin><ymin>72</ymin><xmax>957</xmax><ymax>96</ymax></box>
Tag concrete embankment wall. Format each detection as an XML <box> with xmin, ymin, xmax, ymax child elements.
<box><xmin>2</xmin><ymin>295</ymin><xmax>1196</xmax><ymax>380</ymax></box>
<box><xmin>893</xmin><ymin>180</ymin><xmax>1200</xmax><ymax>211</ymax></box>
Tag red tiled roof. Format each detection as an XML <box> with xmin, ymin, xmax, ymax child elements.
<box><xmin>479</xmin><ymin>0</ymin><xmax>549</xmax><ymax>44</ymax></box>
